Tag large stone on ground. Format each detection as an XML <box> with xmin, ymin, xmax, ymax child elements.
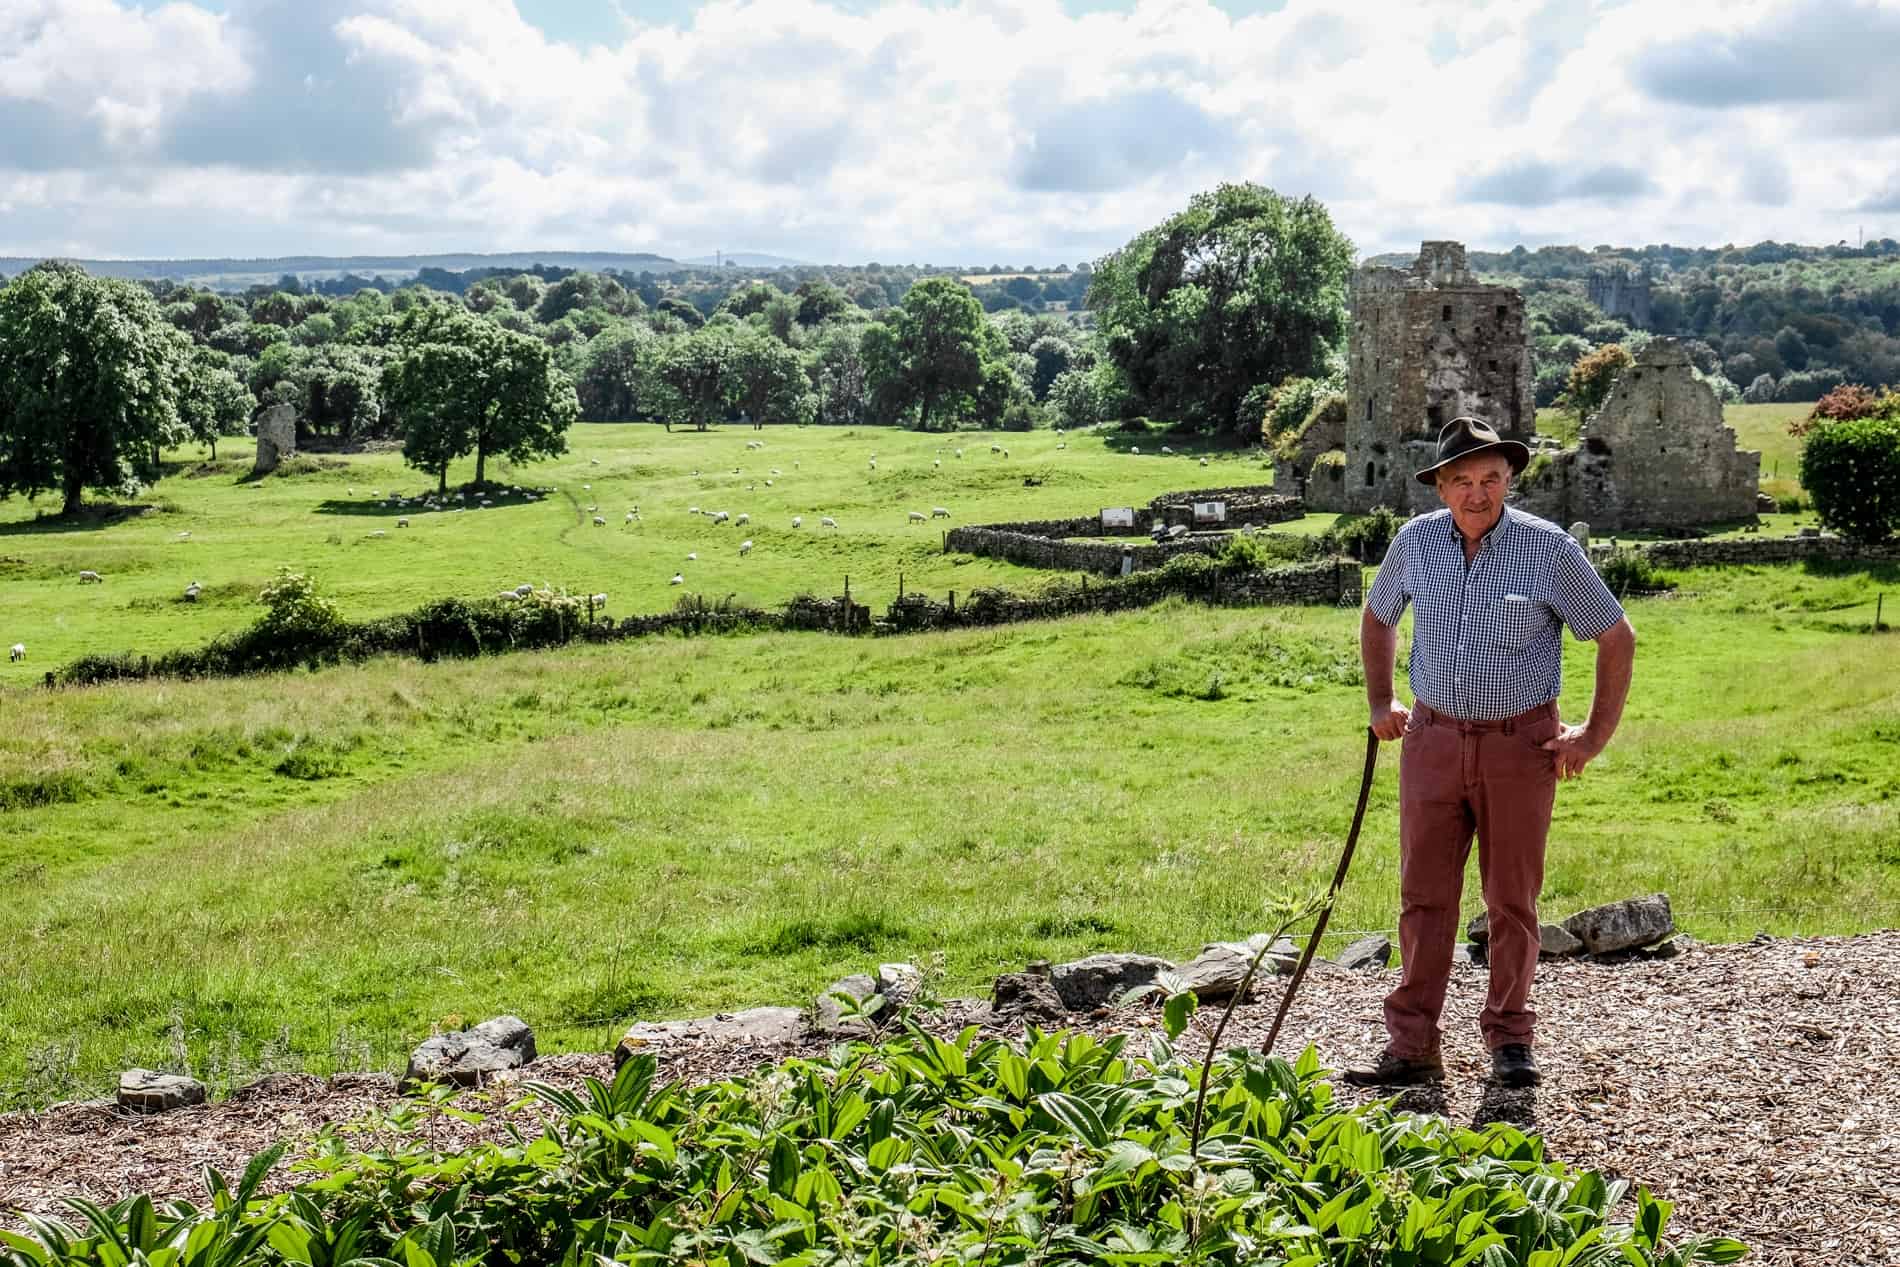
<box><xmin>876</xmin><ymin>962</ymin><xmax>923</xmax><ymax>1009</ymax></box>
<box><xmin>1563</xmin><ymin>893</ymin><xmax>1674</xmax><ymax>954</ymax></box>
<box><xmin>1468</xmin><ymin>911</ymin><xmax>1491</xmax><ymax>943</ymax></box>
<box><xmin>1334</xmin><ymin>934</ymin><xmax>1391</xmax><ymax>971</ymax></box>
<box><xmin>813</xmin><ymin>974</ymin><xmax>878</xmax><ymax>1034</ymax></box>
<box><xmin>615</xmin><ymin>1006</ymin><xmax>803</xmax><ymax>1067</ymax></box>
<box><xmin>991</xmin><ymin>972</ymin><xmax>1066</xmax><ymax>1022</ymax></box>
<box><xmin>1048</xmin><ymin>953</ymin><xmax>1173</xmax><ymax>1011</ymax></box>
<box><xmin>1539</xmin><ymin>923</ymin><xmax>1585</xmax><ymax>957</ymax></box>
<box><xmin>404</xmin><ymin>1015</ymin><xmax>536</xmax><ymax>1088</ymax></box>
<box><xmin>1177</xmin><ymin>937</ymin><xmax>1299</xmax><ymax>1000</ymax></box>
<box><xmin>118</xmin><ymin>1069</ymin><xmax>206</xmax><ymax>1114</ymax></box>
<box><xmin>252</xmin><ymin>403</ymin><xmax>296</xmax><ymax>475</ymax></box>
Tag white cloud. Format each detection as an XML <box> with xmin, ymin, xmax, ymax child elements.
<box><xmin>2</xmin><ymin>0</ymin><xmax>1898</xmax><ymax>263</ymax></box>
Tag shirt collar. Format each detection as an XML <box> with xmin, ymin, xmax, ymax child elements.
<box><xmin>1442</xmin><ymin>505</ymin><xmax>1514</xmax><ymax>551</ymax></box>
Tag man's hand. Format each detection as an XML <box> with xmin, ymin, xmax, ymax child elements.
<box><xmin>1370</xmin><ymin>701</ymin><xmax>1411</xmax><ymax>742</ymax></box>
<box><xmin>1541</xmin><ymin>723</ymin><xmax>1604</xmax><ymax>779</ymax></box>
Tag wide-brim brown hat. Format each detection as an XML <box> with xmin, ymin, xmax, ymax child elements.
<box><xmin>1414</xmin><ymin>416</ymin><xmax>1532</xmax><ymax>486</ymax></box>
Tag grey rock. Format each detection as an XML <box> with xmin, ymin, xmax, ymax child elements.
<box><xmin>1335</xmin><ymin>934</ymin><xmax>1391</xmax><ymax>971</ymax></box>
<box><xmin>1563</xmin><ymin>893</ymin><xmax>1675</xmax><ymax>955</ymax></box>
<box><xmin>404</xmin><ymin>1015</ymin><xmax>537</xmax><ymax>1089</ymax></box>
<box><xmin>876</xmin><ymin>962</ymin><xmax>923</xmax><ymax>1009</ymax></box>
<box><xmin>1457</xmin><ymin>941</ymin><xmax>1485</xmax><ymax>967</ymax></box>
<box><xmin>1048</xmin><ymin>953</ymin><xmax>1173</xmax><ymax>1011</ymax></box>
<box><xmin>118</xmin><ymin>1069</ymin><xmax>206</xmax><ymax>1114</ymax></box>
<box><xmin>1567</xmin><ymin>521</ymin><xmax>1590</xmax><ymax>548</ymax></box>
<box><xmin>1467</xmin><ymin>911</ymin><xmax>1491</xmax><ymax>943</ymax></box>
<box><xmin>1539</xmin><ymin>922</ymin><xmax>1584</xmax><ymax>957</ymax></box>
<box><xmin>1178</xmin><ymin>936</ymin><xmax>1299</xmax><ymax>1001</ymax></box>
<box><xmin>991</xmin><ymin>972</ymin><xmax>1067</xmax><ymax>1022</ymax></box>
<box><xmin>1645</xmin><ymin>934</ymin><xmax>1700</xmax><ymax>960</ymax></box>
<box><xmin>615</xmin><ymin>1006</ymin><xmax>803</xmax><ymax>1067</ymax></box>
<box><xmin>813</xmin><ymin>973</ymin><xmax>878</xmax><ymax>1034</ymax></box>
<box><xmin>252</xmin><ymin>403</ymin><xmax>296</xmax><ymax>475</ymax></box>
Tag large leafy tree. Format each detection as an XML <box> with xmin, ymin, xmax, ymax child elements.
<box><xmin>1800</xmin><ymin>412</ymin><xmax>1900</xmax><ymax>543</ymax></box>
<box><xmin>1088</xmin><ymin>183</ymin><xmax>1354</xmax><ymax>434</ymax></box>
<box><xmin>865</xmin><ymin>276</ymin><xmax>988</xmax><ymax>431</ymax></box>
<box><xmin>653</xmin><ymin>325</ymin><xmax>738</xmax><ymax>431</ymax></box>
<box><xmin>176</xmin><ymin>345</ymin><xmax>255</xmax><ymax>460</ymax></box>
<box><xmin>0</xmin><ymin>262</ymin><xmax>190</xmax><ymax>514</ymax></box>
<box><xmin>379</xmin><ymin>305</ymin><xmax>577</xmax><ymax>491</ymax></box>
<box><xmin>575</xmin><ymin>321</ymin><xmax>655</xmax><ymax>422</ymax></box>
<box><xmin>731</xmin><ymin>328</ymin><xmax>813</xmax><ymax>427</ymax></box>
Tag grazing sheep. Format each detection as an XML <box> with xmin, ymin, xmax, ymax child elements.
<box><xmin>739</xmin><ymin>539</ymin><xmax>753</xmax><ymax>555</ymax></box>
<box><xmin>590</xmin><ymin>458</ymin><xmax>601</xmax><ymax>465</ymax></box>
<box><xmin>764</xmin><ymin>479</ymin><xmax>773</xmax><ymax>487</ymax></box>
<box><xmin>736</xmin><ymin>513</ymin><xmax>750</xmax><ymax>525</ymax></box>
<box><xmin>687</xmin><ymin>551</ymin><xmax>698</xmax><ymax>560</ymax></box>
<box><xmin>397</xmin><ymin>517</ymin><xmax>409</xmax><ymax>528</ymax></box>
<box><xmin>515</xmin><ymin>583</ymin><xmax>535</xmax><ymax>597</ymax></box>
<box><xmin>933</xmin><ymin>459</ymin><xmax>940</xmax><ymax>468</ymax></box>
<box><xmin>770</xmin><ymin>468</ymin><xmax>781</xmax><ymax>476</ymax></box>
<box><xmin>908</xmin><ymin>510</ymin><xmax>927</xmax><ymax>523</ymax></box>
<box><xmin>1057</xmin><ymin>442</ymin><xmax>1067</xmax><ymax>450</ymax></box>
<box><xmin>583</xmin><ymin>483</ymin><xmax>591</xmax><ymax>490</ymax></box>
<box><xmin>868</xmin><ymin>459</ymin><xmax>877</xmax><ymax>470</ymax></box>
<box><xmin>11</xmin><ymin>642</ymin><xmax>26</xmax><ymax>662</ymax></box>
<box><xmin>369</xmin><ymin>530</ymin><xmax>387</xmax><ymax>538</ymax></box>
<box><xmin>625</xmin><ymin>512</ymin><xmax>636</xmax><ymax>523</ymax></box>
<box><xmin>932</xmin><ymin>506</ymin><xmax>950</xmax><ymax>518</ymax></box>
<box><xmin>1200</xmin><ymin>456</ymin><xmax>1209</xmax><ymax>466</ymax></box>
<box><xmin>591</xmin><ymin>592</ymin><xmax>608</xmax><ymax>607</ymax></box>
<box><xmin>989</xmin><ymin>444</ymin><xmax>1001</xmax><ymax>453</ymax></box>
<box><xmin>689</xmin><ymin>505</ymin><xmax>700</xmax><ymax>514</ymax></box>
<box><xmin>791</xmin><ymin>515</ymin><xmax>803</xmax><ymax>528</ymax></box>
<box><xmin>711</xmin><ymin>510</ymin><xmax>730</xmax><ymax>524</ymax></box>
<box><xmin>1002</xmin><ymin>448</ymin><xmax>1009</xmax><ymax>457</ymax></box>
<box><xmin>1161</xmin><ymin>445</ymin><xmax>1174</xmax><ymax>454</ymax></box>
<box><xmin>821</xmin><ymin>516</ymin><xmax>838</xmax><ymax>528</ymax></box>
<box><xmin>77</xmin><ymin>570</ymin><xmax>103</xmax><ymax>583</ymax></box>
<box><xmin>593</xmin><ymin>516</ymin><xmax>606</xmax><ymax>526</ymax></box>
<box><xmin>670</xmin><ymin>573</ymin><xmax>684</xmax><ymax>585</ymax></box>
<box><xmin>955</xmin><ymin>449</ymin><xmax>962</xmax><ymax>457</ymax></box>
<box><xmin>1131</xmin><ymin>446</ymin><xmax>1141</xmax><ymax>455</ymax></box>
<box><xmin>183</xmin><ymin>581</ymin><xmax>202</xmax><ymax>602</ymax></box>
<box><xmin>176</xmin><ymin>530</ymin><xmax>191</xmax><ymax>540</ymax></box>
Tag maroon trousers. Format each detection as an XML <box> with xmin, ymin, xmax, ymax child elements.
<box><xmin>1385</xmin><ymin>700</ymin><xmax>1561</xmax><ymax>1058</ymax></box>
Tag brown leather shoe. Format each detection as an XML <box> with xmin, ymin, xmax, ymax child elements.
<box><xmin>1341</xmin><ymin>1049</ymin><xmax>1445</xmax><ymax>1086</ymax></box>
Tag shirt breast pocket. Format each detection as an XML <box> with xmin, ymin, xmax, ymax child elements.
<box><xmin>1495</xmin><ymin>593</ymin><xmax>1550</xmax><ymax>649</ymax></box>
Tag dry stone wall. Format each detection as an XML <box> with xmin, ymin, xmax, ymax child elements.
<box><xmin>1586</xmin><ymin>534</ymin><xmax>1900</xmax><ymax>569</ymax></box>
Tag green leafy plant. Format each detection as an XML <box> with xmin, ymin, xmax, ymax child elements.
<box><xmin>1798</xmin><ymin>413</ymin><xmax>1900</xmax><ymax>543</ymax></box>
<box><xmin>1598</xmin><ymin>550</ymin><xmax>1679</xmax><ymax>598</ymax></box>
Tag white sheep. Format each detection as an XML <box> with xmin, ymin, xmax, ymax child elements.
<box><xmin>583</xmin><ymin>483</ymin><xmax>591</xmax><ymax>490</ymax></box>
<box><xmin>1002</xmin><ymin>448</ymin><xmax>1010</xmax><ymax>457</ymax></box>
<box><xmin>955</xmin><ymin>449</ymin><xmax>962</xmax><ymax>458</ymax></box>
<box><xmin>77</xmin><ymin>570</ymin><xmax>102</xmax><ymax>583</ymax></box>
<box><xmin>176</xmin><ymin>530</ymin><xmax>191</xmax><ymax>540</ymax></box>
<box><xmin>1131</xmin><ymin>446</ymin><xmax>1141</xmax><ymax>455</ymax></box>
<box><xmin>689</xmin><ymin>505</ymin><xmax>700</xmax><ymax>515</ymax></box>
<box><xmin>586</xmin><ymin>504</ymin><xmax>598</xmax><ymax>512</ymax></box>
<box><xmin>1200</xmin><ymin>456</ymin><xmax>1209</xmax><ymax>466</ymax></box>
<box><xmin>990</xmin><ymin>444</ymin><xmax>1001</xmax><ymax>453</ymax></box>
<box><xmin>625</xmin><ymin>512</ymin><xmax>636</xmax><ymax>524</ymax></box>
<box><xmin>1161</xmin><ymin>445</ymin><xmax>1174</xmax><ymax>454</ymax></box>
<box><xmin>369</xmin><ymin>530</ymin><xmax>387</xmax><ymax>538</ymax></box>
<box><xmin>397</xmin><ymin>518</ymin><xmax>409</xmax><ymax>528</ymax></box>
<box><xmin>933</xmin><ymin>459</ymin><xmax>940</xmax><ymax>468</ymax></box>
<box><xmin>1057</xmin><ymin>442</ymin><xmax>1067</xmax><ymax>450</ymax></box>
<box><xmin>868</xmin><ymin>458</ymin><xmax>877</xmax><ymax>470</ymax></box>
<box><xmin>711</xmin><ymin>510</ymin><xmax>730</xmax><ymax>524</ymax></box>
<box><xmin>739</xmin><ymin>539</ymin><xmax>753</xmax><ymax>555</ymax></box>
<box><xmin>515</xmin><ymin>583</ymin><xmax>535</xmax><ymax>597</ymax></box>
<box><xmin>183</xmin><ymin>581</ymin><xmax>202</xmax><ymax>602</ymax></box>
<box><xmin>670</xmin><ymin>573</ymin><xmax>684</xmax><ymax>585</ymax></box>
<box><xmin>821</xmin><ymin>516</ymin><xmax>838</xmax><ymax>528</ymax></box>
<box><xmin>10</xmin><ymin>643</ymin><xmax>25</xmax><ymax>662</ymax></box>
<box><xmin>932</xmin><ymin>506</ymin><xmax>950</xmax><ymax>518</ymax></box>
<box><xmin>764</xmin><ymin>479</ymin><xmax>773</xmax><ymax>487</ymax></box>
<box><xmin>736</xmin><ymin>513</ymin><xmax>750</xmax><ymax>525</ymax></box>
<box><xmin>590</xmin><ymin>457</ymin><xmax>601</xmax><ymax>465</ymax></box>
<box><xmin>593</xmin><ymin>516</ymin><xmax>606</xmax><ymax>526</ymax></box>
<box><xmin>791</xmin><ymin>515</ymin><xmax>803</xmax><ymax>528</ymax></box>
<box><xmin>687</xmin><ymin>551</ymin><xmax>698</xmax><ymax>560</ymax></box>
<box><xmin>591</xmin><ymin>592</ymin><xmax>608</xmax><ymax>607</ymax></box>
<box><xmin>908</xmin><ymin>510</ymin><xmax>927</xmax><ymax>523</ymax></box>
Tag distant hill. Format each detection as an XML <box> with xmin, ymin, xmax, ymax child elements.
<box><xmin>682</xmin><ymin>253</ymin><xmax>810</xmax><ymax>269</ymax></box>
<box><xmin>0</xmin><ymin>251</ymin><xmax>680</xmax><ymax>290</ymax></box>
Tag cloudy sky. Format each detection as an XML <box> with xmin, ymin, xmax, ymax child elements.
<box><xmin>2</xmin><ymin>0</ymin><xmax>1896</xmax><ymax>265</ymax></box>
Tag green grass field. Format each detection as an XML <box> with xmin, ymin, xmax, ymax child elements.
<box><xmin>0</xmin><ymin>424</ymin><xmax>1272</xmax><ymax>676</ymax></box>
<box><xmin>3</xmin><ymin>408</ymin><xmax>1893</xmax><ymax>1107</ymax></box>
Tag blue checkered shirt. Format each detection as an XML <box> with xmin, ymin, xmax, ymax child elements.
<box><xmin>1365</xmin><ymin>506</ymin><xmax>1625</xmax><ymax>721</ymax></box>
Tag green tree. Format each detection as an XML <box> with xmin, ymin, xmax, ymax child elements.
<box><xmin>1088</xmin><ymin>183</ymin><xmax>1354</xmax><ymax>434</ymax></box>
<box><xmin>653</xmin><ymin>326</ymin><xmax>738</xmax><ymax>431</ymax></box>
<box><xmin>1565</xmin><ymin>343</ymin><xmax>1633</xmax><ymax>418</ymax></box>
<box><xmin>731</xmin><ymin>329</ymin><xmax>813</xmax><ymax>428</ymax></box>
<box><xmin>380</xmin><ymin>307</ymin><xmax>577</xmax><ymax>491</ymax></box>
<box><xmin>0</xmin><ymin>262</ymin><xmax>189</xmax><ymax>514</ymax></box>
<box><xmin>177</xmin><ymin>346</ymin><xmax>255</xmax><ymax>460</ymax></box>
<box><xmin>1799</xmin><ymin>413</ymin><xmax>1900</xmax><ymax>543</ymax></box>
<box><xmin>867</xmin><ymin>276</ymin><xmax>988</xmax><ymax>431</ymax></box>
<box><xmin>575</xmin><ymin>322</ymin><xmax>655</xmax><ymax>422</ymax></box>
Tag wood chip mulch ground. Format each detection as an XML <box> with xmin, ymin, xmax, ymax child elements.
<box><xmin>3</xmin><ymin>932</ymin><xmax>1895</xmax><ymax>1266</ymax></box>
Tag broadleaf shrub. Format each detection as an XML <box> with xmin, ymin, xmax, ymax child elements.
<box><xmin>0</xmin><ymin>1030</ymin><xmax>1748</xmax><ymax>1267</ymax></box>
<box><xmin>1798</xmin><ymin>413</ymin><xmax>1900</xmax><ymax>543</ymax></box>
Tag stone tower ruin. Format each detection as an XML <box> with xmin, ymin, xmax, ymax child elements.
<box><xmin>1281</xmin><ymin>241</ymin><xmax>1535</xmax><ymax>515</ymax></box>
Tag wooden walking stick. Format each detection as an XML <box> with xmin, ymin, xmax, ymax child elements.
<box><xmin>1261</xmin><ymin>726</ymin><xmax>1381</xmax><ymax>1056</ymax></box>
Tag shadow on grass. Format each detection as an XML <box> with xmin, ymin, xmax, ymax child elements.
<box><xmin>0</xmin><ymin>503</ymin><xmax>161</xmax><ymax>537</ymax></box>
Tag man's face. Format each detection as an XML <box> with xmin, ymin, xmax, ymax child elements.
<box><xmin>1434</xmin><ymin>452</ymin><xmax>1514</xmax><ymax>534</ymax></box>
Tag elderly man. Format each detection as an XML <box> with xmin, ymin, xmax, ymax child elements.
<box><xmin>1349</xmin><ymin>416</ymin><xmax>1636</xmax><ymax>1089</ymax></box>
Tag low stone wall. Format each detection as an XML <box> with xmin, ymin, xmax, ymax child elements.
<box><xmin>875</xmin><ymin>558</ymin><xmax>1360</xmax><ymax>634</ymax></box>
<box><xmin>958</xmin><ymin>489</ymin><xmax>1305</xmax><ymax>544</ymax></box>
<box><xmin>944</xmin><ymin>526</ymin><xmax>1251</xmax><ymax>576</ymax></box>
<box><xmin>1587</xmin><ymin>535</ymin><xmax>1900</xmax><ymax>569</ymax></box>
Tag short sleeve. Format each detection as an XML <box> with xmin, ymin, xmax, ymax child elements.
<box><xmin>1552</xmin><ymin>538</ymin><xmax>1625</xmax><ymax>640</ymax></box>
<box><xmin>1364</xmin><ymin>527</ymin><xmax>1411</xmax><ymax>625</ymax></box>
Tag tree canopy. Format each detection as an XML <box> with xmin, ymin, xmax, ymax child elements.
<box><xmin>1088</xmin><ymin>183</ymin><xmax>1354</xmax><ymax>435</ymax></box>
<box><xmin>0</xmin><ymin>262</ymin><xmax>190</xmax><ymax>514</ymax></box>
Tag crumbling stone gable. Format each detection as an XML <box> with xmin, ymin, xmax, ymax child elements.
<box><xmin>1282</xmin><ymin>242</ymin><xmax>1534</xmax><ymax>515</ymax></box>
